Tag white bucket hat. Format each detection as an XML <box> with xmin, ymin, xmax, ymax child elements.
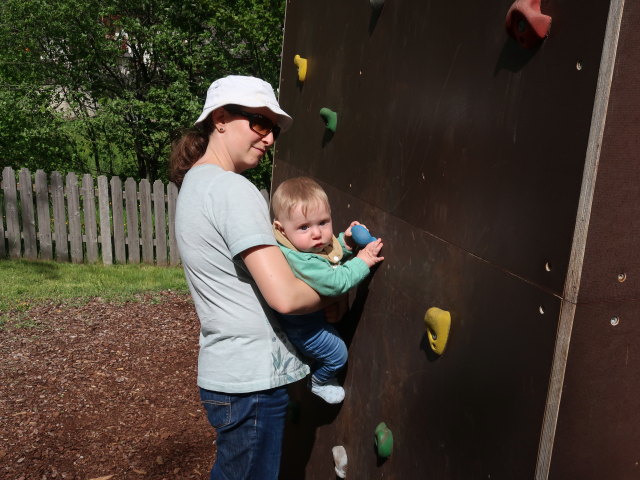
<box><xmin>195</xmin><ymin>75</ymin><xmax>293</xmax><ymax>131</ymax></box>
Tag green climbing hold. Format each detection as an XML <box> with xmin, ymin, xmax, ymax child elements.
<box><xmin>375</xmin><ymin>422</ymin><xmax>393</xmax><ymax>458</ymax></box>
<box><xmin>319</xmin><ymin>107</ymin><xmax>338</xmax><ymax>133</ymax></box>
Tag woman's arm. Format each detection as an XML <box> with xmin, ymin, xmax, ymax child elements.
<box><xmin>241</xmin><ymin>244</ymin><xmax>327</xmax><ymax>315</ymax></box>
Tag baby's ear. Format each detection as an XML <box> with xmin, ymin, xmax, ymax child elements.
<box><xmin>273</xmin><ymin>220</ymin><xmax>285</xmax><ymax>233</ymax></box>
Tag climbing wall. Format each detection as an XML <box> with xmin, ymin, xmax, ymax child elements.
<box><xmin>272</xmin><ymin>0</ymin><xmax>637</xmax><ymax>478</ymax></box>
<box><xmin>546</xmin><ymin>1</ymin><xmax>640</xmax><ymax>478</ymax></box>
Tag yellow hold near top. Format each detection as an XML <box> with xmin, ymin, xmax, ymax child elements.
<box><xmin>294</xmin><ymin>55</ymin><xmax>308</xmax><ymax>82</ymax></box>
<box><xmin>424</xmin><ymin>307</ymin><xmax>451</xmax><ymax>355</ymax></box>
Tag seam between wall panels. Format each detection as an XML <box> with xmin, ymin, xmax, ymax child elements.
<box><xmin>535</xmin><ymin>0</ymin><xmax>626</xmax><ymax>478</ymax></box>
<box><xmin>273</xmin><ymin>0</ymin><xmax>291</xmax><ymax>197</ymax></box>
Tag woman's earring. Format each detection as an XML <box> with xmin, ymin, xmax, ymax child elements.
<box><xmin>219</xmin><ymin>127</ymin><xmax>225</xmax><ymax>132</ymax></box>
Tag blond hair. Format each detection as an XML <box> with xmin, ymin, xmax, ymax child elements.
<box><xmin>271</xmin><ymin>177</ymin><xmax>331</xmax><ymax>220</ymax></box>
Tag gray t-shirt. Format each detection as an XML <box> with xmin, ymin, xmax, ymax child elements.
<box><xmin>175</xmin><ymin>164</ymin><xmax>309</xmax><ymax>393</ymax></box>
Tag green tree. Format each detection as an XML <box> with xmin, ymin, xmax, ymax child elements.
<box><xmin>0</xmin><ymin>0</ymin><xmax>285</xmax><ymax>188</ymax></box>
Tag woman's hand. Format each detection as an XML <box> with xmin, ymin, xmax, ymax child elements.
<box><xmin>356</xmin><ymin>238</ymin><xmax>384</xmax><ymax>268</ymax></box>
<box><xmin>242</xmin><ymin>245</ymin><xmax>328</xmax><ymax>315</ymax></box>
<box><xmin>324</xmin><ymin>294</ymin><xmax>349</xmax><ymax>323</ymax></box>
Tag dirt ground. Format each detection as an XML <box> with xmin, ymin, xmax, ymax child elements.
<box><xmin>0</xmin><ymin>291</ymin><xmax>216</xmax><ymax>480</ymax></box>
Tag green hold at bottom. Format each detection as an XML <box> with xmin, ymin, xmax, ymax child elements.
<box><xmin>375</xmin><ymin>422</ymin><xmax>393</xmax><ymax>458</ymax></box>
<box><xmin>319</xmin><ymin>107</ymin><xmax>338</xmax><ymax>133</ymax></box>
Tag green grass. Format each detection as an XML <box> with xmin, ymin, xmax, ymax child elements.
<box><xmin>0</xmin><ymin>259</ymin><xmax>189</xmax><ymax>314</ymax></box>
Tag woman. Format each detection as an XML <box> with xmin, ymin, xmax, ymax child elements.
<box><xmin>170</xmin><ymin>75</ymin><xmax>324</xmax><ymax>480</ymax></box>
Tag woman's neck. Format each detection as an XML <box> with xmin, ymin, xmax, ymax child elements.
<box><xmin>193</xmin><ymin>140</ymin><xmax>235</xmax><ymax>172</ymax></box>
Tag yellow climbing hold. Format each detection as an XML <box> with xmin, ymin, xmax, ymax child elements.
<box><xmin>293</xmin><ymin>55</ymin><xmax>308</xmax><ymax>82</ymax></box>
<box><xmin>424</xmin><ymin>307</ymin><xmax>451</xmax><ymax>355</ymax></box>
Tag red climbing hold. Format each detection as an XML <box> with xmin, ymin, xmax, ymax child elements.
<box><xmin>505</xmin><ymin>0</ymin><xmax>552</xmax><ymax>48</ymax></box>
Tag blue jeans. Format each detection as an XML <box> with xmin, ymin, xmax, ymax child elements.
<box><xmin>200</xmin><ymin>386</ymin><xmax>289</xmax><ymax>480</ymax></box>
<box><xmin>279</xmin><ymin>310</ymin><xmax>348</xmax><ymax>384</ymax></box>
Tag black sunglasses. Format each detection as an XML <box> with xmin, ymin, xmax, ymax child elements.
<box><xmin>225</xmin><ymin>106</ymin><xmax>281</xmax><ymax>139</ymax></box>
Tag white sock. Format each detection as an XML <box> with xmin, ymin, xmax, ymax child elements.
<box><xmin>310</xmin><ymin>376</ymin><xmax>345</xmax><ymax>404</ymax></box>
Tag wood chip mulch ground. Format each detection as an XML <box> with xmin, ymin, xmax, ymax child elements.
<box><xmin>0</xmin><ymin>291</ymin><xmax>216</xmax><ymax>480</ymax></box>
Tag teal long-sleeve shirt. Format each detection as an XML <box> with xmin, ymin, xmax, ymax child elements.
<box><xmin>278</xmin><ymin>233</ymin><xmax>370</xmax><ymax>297</ymax></box>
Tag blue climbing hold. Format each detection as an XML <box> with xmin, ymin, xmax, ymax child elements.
<box><xmin>352</xmin><ymin>225</ymin><xmax>377</xmax><ymax>247</ymax></box>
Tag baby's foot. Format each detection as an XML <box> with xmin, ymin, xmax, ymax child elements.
<box><xmin>310</xmin><ymin>377</ymin><xmax>345</xmax><ymax>404</ymax></box>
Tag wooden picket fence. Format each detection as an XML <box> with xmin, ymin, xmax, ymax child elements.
<box><xmin>0</xmin><ymin>167</ymin><xmax>180</xmax><ymax>265</ymax></box>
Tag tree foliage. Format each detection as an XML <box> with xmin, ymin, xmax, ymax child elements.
<box><xmin>0</xmin><ymin>0</ymin><xmax>285</xmax><ymax>187</ymax></box>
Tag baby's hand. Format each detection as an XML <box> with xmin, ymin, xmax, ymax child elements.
<box><xmin>344</xmin><ymin>221</ymin><xmax>365</xmax><ymax>251</ymax></box>
<box><xmin>356</xmin><ymin>238</ymin><xmax>384</xmax><ymax>268</ymax></box>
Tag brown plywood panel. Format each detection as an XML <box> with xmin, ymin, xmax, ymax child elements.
<box><xmin>578</xmin><ymin>0</ymin><xmax>640</xmax><ymax>304</ymax></box>
<box><xmin>549</xmin><ymin>301</ymin><xmax>640</xmax><ymax>480</ymax></box>
<box><xmin>276</xmin><ymin>162</ymin><xmax>559</xmax><ymax>479</ymax></box>
<box><xmin>276</xmin><ymin>0</ymin><xmax>610</xmax><ymax>296</ymax></box>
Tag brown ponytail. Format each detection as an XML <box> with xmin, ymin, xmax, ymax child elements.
<box><xmin>169</xmin><ymin>114</ymin><xmax>214</xmax><ymax>188</ymax></box>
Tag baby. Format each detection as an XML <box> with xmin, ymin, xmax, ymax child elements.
<box><xmin>271</xmin><ymin>177</ymin><xmax>384</xmax><ymax>403</ymax></box>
